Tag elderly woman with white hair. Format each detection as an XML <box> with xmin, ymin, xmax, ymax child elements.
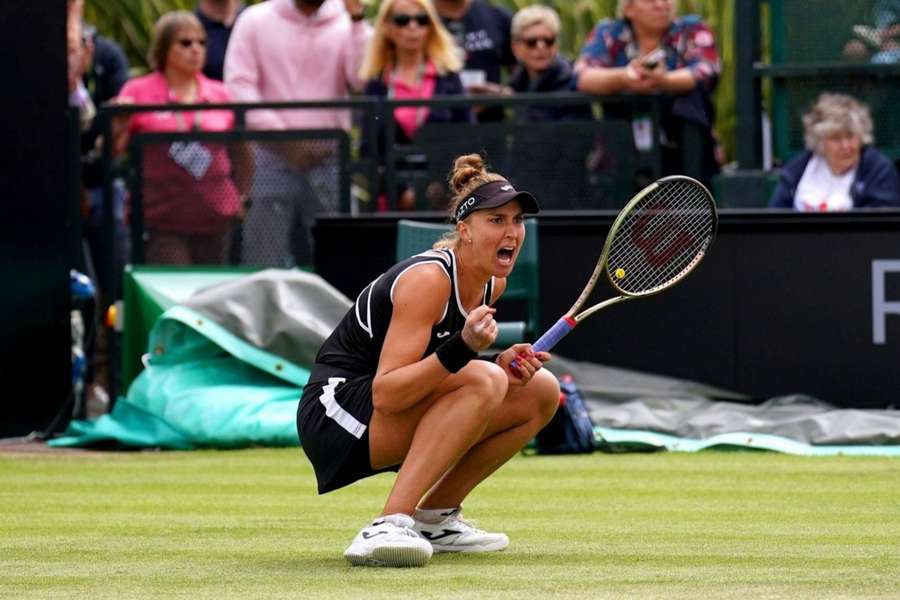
<box><xmin>507</xmin><ymin>5</ymin><xmax>591</xmax><ymax>121</ymax></box>
<box><xmin>770</xmin><ymin>93</ymin><xmax>900</xmax><ymax>211</ymax></box>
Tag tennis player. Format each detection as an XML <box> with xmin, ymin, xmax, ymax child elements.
<box><xmin>297</xmin><ymin>153</ymin><xmax>560</xmax><ymax>567</ymax></box>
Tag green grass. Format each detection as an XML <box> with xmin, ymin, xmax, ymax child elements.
<box><xmin>2</xmin><ymin>449</ymin><xmax>898</xmax><ymax>599</ymax></box>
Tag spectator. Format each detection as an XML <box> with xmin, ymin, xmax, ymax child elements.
<box><xmin>507</xmin><ymin>5</ymin><xmax>592</xmax><ymax>122</ymax></box>
<box><xmin>434</xmin><ymin>0</ymin><xmax>516</xmax><ymax>122</ymax></box>
<box><xmin>81</xmin><ymin>23</ymin><xmax>129</xmax><ymax>188</ymax></box>
<box><xmin>224</xmin><ymin>0</ymin><xmax>371</xmax><ymax>267</ymax></box>
<box><xmin>769</xmin><ymin>93</ymin><xmax>900</xmax><ymax>211</ymax></box>
<box><xmin>67</xmin><ymin>0</ymin><xmax>94</xmax><ymax>132</ymax></box>
<box><xmin>195</xmin><ymin>0</ymin><xmax>245</xmax><ymax>81</ymax></box>
<box><xmin>844</xmin><ymin>0</ymin><xmax>900</xmax><ymax>64</ymax></box>
<box><xmin>361</xmin><ymin>0</ymin><xmax>470</xmax><ymax>210</ymax></box>
<box><xmin>115</xmin><ymin>11</ymin><xmax>250</xmax><ymax>265</ymax></box>
<box><xmin>79</xmin><ymin>23</ymin><xmax>130</xmax><ymax>306</ymax></box>
<box><xmin>575</xmin><ymin>0</ymin><xmax>721</xmax><ymax>186</ymax></box>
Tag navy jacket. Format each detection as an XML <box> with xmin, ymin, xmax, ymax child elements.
<box><xmin>364</xmin><ymin>71</ymin><xmax>472</xmax><ymax>147</ymax></box>
<box><xmin>508</xmin><ymin>56</ymin><xmax>593</xmax><ymax>122</ymax></box>
<box><xmin>769</xmin><ymin>147</ymin><xmax>900</xmax><ymax>209</ymax></box>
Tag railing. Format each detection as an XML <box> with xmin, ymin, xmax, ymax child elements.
<box><xmin>752</xmin><ymin>0</ymin><xmax>900</xmax><ymax>164</ymax></box>
<box><xmin>94</xmin><ymin>93</ymin><xmax>670</xmax><ymax>271</ymax></box>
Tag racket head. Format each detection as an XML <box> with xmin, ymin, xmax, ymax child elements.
<box><xmin>600</xmin><ymin>175</ymin><xmax>717</xmax><ymax>297</ymax></box>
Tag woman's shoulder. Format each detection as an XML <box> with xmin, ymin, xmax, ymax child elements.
<box><xmin>198</xmin><ymin>75</ymin><xmax>232</xmax><ymax>102</ymax></box>
<box><xmin>590</xmin><ymin>18</ymin><xmax>622</xmax><ymax>36</ymax></box>
<box><xmin>389</xmin><ymin>257</ymin><xmax>453</xmax><ymax>300</ymax></box>
<box><xmin>540</xmin><ymin>57</ymin><xmax>578</xmax><ymax>91</ymax></box>
<box><xmin>118</xmin><ymin>71</ymin><xmax>164</xmax><ymax>99</ymax></box>
<box><xmin>784</xmin><ymin>150</ymin><xmax>814</xmax><ymax>172</ymax></box>
<box><xmin>434</xmin><ymin>70</ymin><xmax>464</xmax><ymax>94</ymax></box>
<box><xmin>861</xmin><ymin>145</ymin><xmax>897</xmax><ymax>168</ymax></box>
<box><xmin>674</xmin><ymin>14</ymin><xmax>710</xmax><ymax>28</ymax></box>
<box><xmin>672</xmin><ymin>14</ymin><xmax>716</xmax><ymax>39</ymax></box>
<box><xmin>364</xmin><ymin>74</ymin><xmax>388</xmax><ymax>96</ymax></box>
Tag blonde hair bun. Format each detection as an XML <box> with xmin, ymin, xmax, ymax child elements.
<box><xmin>449</xmin><ymin>154</ymin><xmax>488</xmax><ymax>194</ymax></box>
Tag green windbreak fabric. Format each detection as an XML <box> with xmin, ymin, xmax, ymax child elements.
<box><xmin>51</xmin><ymin>269</ymin><xmax>351</xmax><ymax>449</ymax></box>
<box><xmin>50</xmin><ymin>307</ymin><xmax>307</xmax><ymax>449</ymax></box>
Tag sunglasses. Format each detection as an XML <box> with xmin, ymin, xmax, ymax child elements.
<box><xmin>520</xmin><ymin>35</ymin><xmax>556</xmax><ymax>49</ymax></box>
<box><xmin>176</xmin><ymin>38</ymin><xmax>207</xmax><ymax>49</ymax></box>
<box><xmin>391</xmin><ymin>13</ymin><xmax>430</xmax><ymax>27</ymax></box>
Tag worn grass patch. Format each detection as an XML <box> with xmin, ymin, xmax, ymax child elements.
<box><xmin>1</xmin><ymin>449</ymin><xmax>898</xmax><ymax>599</ymax></box>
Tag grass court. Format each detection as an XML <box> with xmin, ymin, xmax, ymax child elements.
<box><xmin>2</xmin><ymin>448</ymin><xmax>898</xmax><ymax>599</ymax></box>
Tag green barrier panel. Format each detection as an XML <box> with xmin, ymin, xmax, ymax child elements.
<box><xmin>121</xmin><ymin>265</ymin><xmax>258</xmax><ymax>392</ymax></box>
<box><xmin>52</xmin><ymin>305</ymin><xmax>306</xmax><ymax>449</ymax></box>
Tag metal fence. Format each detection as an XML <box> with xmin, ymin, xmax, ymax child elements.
<box><xmin>757</xmin><ymin>0</ymin><xmax>900</xmax><ymax>163</ymax></box>
<box><xmin>95</xmin><ymin>93</ymin><xmax>674</xmax><ymax>276</ymax></box>
<box><xmin>129</xmin><ymin>129</ymin><xmax>350</xmax><ymax>269</ymax></box>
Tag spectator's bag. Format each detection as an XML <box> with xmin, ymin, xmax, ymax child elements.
<box><xmin>533</xmin><ymin>375</ymin><xmax>596</xmax><ymax>454</ymax></box>
<box><xmin>168</xmin><ymin>141</ymin><xmax>213</xmax><ymax>180</ymax></box>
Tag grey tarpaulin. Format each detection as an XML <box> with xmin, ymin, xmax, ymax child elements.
<box><xmin>546</xmin><ymin>356</ymin><xmax>900</xmax><ymax>455</ymax></box>
<box><xmin>51</xmin><ymin>269</ymin><xmax>900</xmax><ymax>454</ymax></box>
<box><xmin>180</xmin><ymin>269</ymin><xmax>352</xmax><ymax>368</ymax></box>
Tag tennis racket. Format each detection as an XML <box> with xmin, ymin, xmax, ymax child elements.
<box><xmin>512</xmin><ymin>175</ymin><xmax>717</xmax><ymax>367</ymax></box>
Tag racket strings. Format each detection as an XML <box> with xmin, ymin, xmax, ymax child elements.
<box><xmin>626</xmin><ymin>192</ymin><xmax>713</xmax><ymax>287</ymax></box>
<box><xmin>607</xmin><ymin>181</ymin><xmax>714</xmax><ymax>294</ymax></box>
<box><xmin>616</xmin><ymin>201</ymin><xmax>711</xmax><ymax>291</ymax></box>
<box><xmin>617</xmin><ymin>190</ymin><xmax>712</xmax><ymax>291</ymax></box>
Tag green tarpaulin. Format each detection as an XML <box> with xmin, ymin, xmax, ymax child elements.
<box><xmin>51</xmin><ymin>269</ymin><xmax>351</xmax><ymax>449</ymax></box>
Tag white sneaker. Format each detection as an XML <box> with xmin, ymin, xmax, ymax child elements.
<box><xmin>413</xmin><ymin>508</ymin><xmax>509</xmax><ymax>553</ymax></box>
<box><xmin>343</xmin><ymin>513</ymin><xmax>433</xmax><ymax>567</ymax></box>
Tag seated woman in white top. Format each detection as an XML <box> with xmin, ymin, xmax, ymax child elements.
<box><xmin>769</xmin><ymin>93</ymin><xmax>900</xmax><ymax>211</ymax></box>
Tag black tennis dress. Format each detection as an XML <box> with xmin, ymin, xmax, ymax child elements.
<box><xmin>297</xmin><ymin>248</ymin><xmax>495</xmax><ymax>493</ymax></box>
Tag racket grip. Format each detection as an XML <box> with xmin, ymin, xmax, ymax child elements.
<box><xmin>531</xmin><ymin>317</ymin><xmax>576</xmax><ymax>353</ymax></box>
<box><xmin>509</xmin><ymin>317</ymin><xmax>576</xmax><ymax>371</ymax></box>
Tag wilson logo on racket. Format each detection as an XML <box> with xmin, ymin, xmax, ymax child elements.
<box><xmin>629</xmin><ymin>199</ymin><xmax>696</xmax><ymax>268</ymax></box>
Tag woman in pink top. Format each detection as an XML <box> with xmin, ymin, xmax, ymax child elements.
<box><xmin>361</xmin><ymin>0</ymin><xmax>472</xmax><ymax>210</ymax></box>
<box><xmin>115</xmin><ymin>11</ymin><xmax>249</xmax><ymax>265</ymax></box>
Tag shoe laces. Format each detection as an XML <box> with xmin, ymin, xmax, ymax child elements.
<box><xmin>444</xmin><ymin>512</ymin><xmax>486</xmax><ymax>535</ymax></box>
<box><xmin>372</xmin><ymin>518</ymin><xmax>420</xmax><ymax>538</ymax></box>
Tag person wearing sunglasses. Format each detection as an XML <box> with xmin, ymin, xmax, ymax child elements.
<box><xmin>114</xmin><ymin>11</ymin><xmax>250</xmax><ymax>265</ymax></box>
<box><xmin>361</xmin><ymin>0</ymin><xmax>472</xmax><ymax>210</ymax></box>
<box><xmin>507</xmin><ymin>5</ymin><xmax>592</xmax><ymax>122</ymax></box>
<box><xmin>574</xmin><ymin>0</ymin><xmax>722</xmax><ymax>187</ymax></box>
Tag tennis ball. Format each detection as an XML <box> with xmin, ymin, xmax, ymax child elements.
<box><xmin>614</xmin><ymin>268</ymin><xmax>626</xmax><ymax>279</ymax></box>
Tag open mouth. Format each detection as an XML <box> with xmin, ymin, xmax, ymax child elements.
<box><xmin>497</xmin><ymin>246</ymin><xmax>515</xmax><ymax>265</ymax></box>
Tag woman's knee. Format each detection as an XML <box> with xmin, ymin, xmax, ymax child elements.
<box><xmin>529</xmin><ymin>369</ymin><xmax>561</xmax><ymax>422</ymax></box>
<box><xmin>458</xmin><ymin>360</ymin><xmax>508</xmax><ymax>411</ymax></box>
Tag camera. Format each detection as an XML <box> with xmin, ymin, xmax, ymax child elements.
<box><xmin>642</xmin><ymin>48</ymin><xmax>665</xmax><ymax>69</ymax></box>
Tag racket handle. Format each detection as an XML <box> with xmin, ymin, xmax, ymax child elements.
<box><xmin>532</xmin><ymin>317</ymin><xmax>577</xmax><ymax>353</ymax></box>
<box><xmin>509</xmin><ymin>317</ymin><xmax>576</xmax><ymax>371</ymax></box>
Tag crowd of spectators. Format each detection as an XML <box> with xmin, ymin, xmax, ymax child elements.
<box><xmin>65</xmin><ymin>0</ymin><xmax>900</xmax><ymax>416</ymax></box>
<box><xmin>75</xmin><ymin>0</ymin><xmax>900</xmax><ymax>271</ymax></box>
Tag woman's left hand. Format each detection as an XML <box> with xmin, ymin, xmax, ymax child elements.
<box><xmin>495</xmin><ymin>343</ymin><xmax>550</xmax><ymax>385</ymax></box>
<box><xmin>461</xmin><ymin>305</ymin><xmax>498</xmax><ymax>351</ymax></box>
